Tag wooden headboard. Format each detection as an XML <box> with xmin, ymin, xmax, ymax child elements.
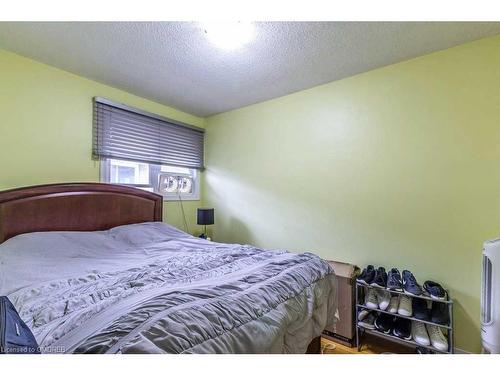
<box><xmin>0</xmin><ymin>183</ymin><xmax>163</xmax><ymax>243</ymax></box>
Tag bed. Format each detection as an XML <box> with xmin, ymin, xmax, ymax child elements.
<box><xmin>0</xmin><ymin>183</ymin><xmax>336</xmax><ymax>354</ymax></box>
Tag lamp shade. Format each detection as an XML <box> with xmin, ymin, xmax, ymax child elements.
<box><xmin>197</xmin><ymin>208</ymin><xmax>215</xmax><ymax>225</ymax></box>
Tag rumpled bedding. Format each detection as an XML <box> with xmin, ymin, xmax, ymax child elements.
<box><xmin>0</xmin><ymin>222</ymin><xmax>336</xmax><ymax>353</ymax></box>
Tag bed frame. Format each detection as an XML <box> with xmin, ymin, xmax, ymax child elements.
<box><xmin>0</xmin><ymin>183</ymin><xmax>163</xmax><ymax>244</ymax></box>
<box><xmin>0</xmin><ymin>182</ymin><xmax>321</xmax><ymax>353</ymax></box>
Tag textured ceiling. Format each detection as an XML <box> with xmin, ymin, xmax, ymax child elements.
<box><xmin>0</xmin><ymin>22</ymin><xmax>499</xmax><ymax>117</ymax></box>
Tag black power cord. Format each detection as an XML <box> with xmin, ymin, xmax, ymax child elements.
<box><xmin>177</xmin><ymin>178</ymin><xmax>190</xmax><ymax>234</ymax></box>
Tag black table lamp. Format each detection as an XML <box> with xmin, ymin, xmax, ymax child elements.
<box><xmin>197</xmin><ymin>208</ymin><xmax>214</xmax><ymax>239</ymax></box>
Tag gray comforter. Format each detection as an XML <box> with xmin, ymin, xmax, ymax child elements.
<box><xmin>0</xmin><ymin>222</ymin><xmax>336</xmax><ymax>353</ymax></box>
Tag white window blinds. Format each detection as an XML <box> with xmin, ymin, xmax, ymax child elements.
<box><xmin>93</xmin><ymin>98</ymin><xmax>205</xmax><ymax>169</ymax></box>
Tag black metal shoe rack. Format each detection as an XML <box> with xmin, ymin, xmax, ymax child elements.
<box><xmin>355</xmin><ymin>282</ymin><xmax>454</xmax><ymax>354</ymax></box>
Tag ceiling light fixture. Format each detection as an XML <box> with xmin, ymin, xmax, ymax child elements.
<box><xmin>201</xmin><ymin>21</ymin><xmax>255</xmax><ymax>50</ymax></box>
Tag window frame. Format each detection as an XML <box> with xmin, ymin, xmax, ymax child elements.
<box><xmin>100</xmin><ymin>158</ymin><xmax>200</xmax><ymax>201</ymax></box>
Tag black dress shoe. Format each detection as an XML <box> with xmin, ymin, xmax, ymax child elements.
<box><xmin>393</xmin><ymin>318</ymin><xmax>412</xmax><ymax>340</ymax></box>
<box><xmin>412</xmin><ymin>298</ymin><xmax>430</xmax><ymax>320</ymax></box>
<box><xmin>374</xmin><ymin>313</ymin><xmax>394</xmax><ymax>334</ymax></box>
<box><xmin>370</xmin><ymin>267</ymin><xmax>388</xmax><ymax>288</ymax></box>
<box><xmin>431</xmin><ymin>302</ymin><xmax>449</xmax><ymax>325</ymax></box>
<box><xmin>357</xmin><ymin>265</ymin><xmax>376</xmax><ymax>285</ymax></box>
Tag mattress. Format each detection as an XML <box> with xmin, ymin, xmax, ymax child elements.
<box><xmin>0</xmin><ymin>222</ymin><xmax>337</xmax><ymax>353</ymax></box>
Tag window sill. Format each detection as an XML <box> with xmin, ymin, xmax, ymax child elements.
<box><xmin>162</xmin><ymin>196</ymin><xmax>200</xmax><ymax>202</ymax></box>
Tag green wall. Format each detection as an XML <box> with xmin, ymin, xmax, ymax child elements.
<box><xmin>204</xmin><ymin>35</ymin><xmax>500</xmax><ymax>353</ymax></box>
<box><xmin>0</xmin><ymin>48</ymin><xmax>206</xmax><ymax>231</ymax></box>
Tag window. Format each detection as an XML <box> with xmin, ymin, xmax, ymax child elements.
<box><xmin>101</xmin><ymin>158</ymin><xmax>200</xmax><ymax>200</ymax></box>
<box><xmin>109</xmin><ymin>159</ymin><xmax>150</xmax><ymax>185</ymax></box>
<box><xmin>93</xmin><ymin>97</ymin><xmax>204</xmax><ymax>201</ymax></box>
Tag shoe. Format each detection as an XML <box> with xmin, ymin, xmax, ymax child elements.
<box><xmin>423</xmin><ymin>280</ymin><xmax>447</xmax><ymax>300</ymax></box>
<box><xmin>431</xmin><ymin>302</ymin><xmax>449</xmax><ymax>325</ymax></box>
<box><xmin>393</xmin><ymin>318</ymin><xmax>412</xmax><ymax>340</ymax></box>
<box><xmin>387</xmin><ymin>296</ymin><xmax>399</xmax><ymax>313</ymax></box>
<box><xmin>374</xmin><ymin>313</ymin><xmax>394</xmax><ymax>334</ymax></box>
<box><xmin>427</xmin><ymin>325</ymin><xmax>448</xmax><ymax>351</ymax></box>
<box><xmin>411</xmin><ymin>321</ymin><xmax>430</xmax><ymax>346</ymax></box>
<box><xmin>370</xmin><ymin>267</ymin><xmax>387</xmax><ymax>288</ymax></box>
<box><xmin>358</xmin><ymin>312</ymin><xmax>376</xmax><ymax>330</ymax></box>
<box><xmin>377</xmin><ymin>289</ymin><xmax>391</xmax><ymax>311</ymax></box>
<box><xmin>358</xmin><ymin>308</ymin><xmax>370</xmax><ymax>321</ymax></box>
<box><xmin>402</xmin><ymin>270</ymin><xmax>422</xmax><ymax>296</ymax></box>
<box><xmin>412</xmin><ymin>298</ymin><xmax>430</xmax><ymax>320</ymax></box>
<box><xmin>365</xmin><ymin>288</ymin><xmax>379</xmax><ymax>309</ymax></box>
<box><xmin>398</xmin><ymin>295</ymin><xmax>412</xmax><ymax>317</ymax></box>
<box><xmin>415</xmin><ymin>347</ymin><xmax>433</xmax><ymax>354</ymax></box>
<box><xmin>357</xmin><ymin>265</ymin><xmax>376</xmax><ymax>285</ymax></box>
<box><xmin>387</xmin><ymin>268</ymin><xmax>403</xmax><ymax>291</ymax></box>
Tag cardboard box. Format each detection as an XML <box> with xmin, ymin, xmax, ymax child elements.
<box><xmin>322</xmin><ymin>260</ymin><xmax>360</xmax><ymax>347</ymax></box>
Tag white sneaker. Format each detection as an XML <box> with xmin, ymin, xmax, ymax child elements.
<box><xmin>388</xmin><ymin>296</ymin><xmax>399</xmax><ymax>313</ymax></box>
<box><xmin>398</xmin><ymin>295</ymin><xmax>412</xmax><ymax>316</ymax></box>
<box><xmin>377</xmin><ymin>289</ymin><xmax>391</xmax><ymax>311</ymax></box>
<box><xmin>358</xmin><ymin>309</ymin><xmax>370</xmax><ymax>321</ymax></box>
<box><xmin>358</xmin><ymin>312</ymin><xmax>376</xmax><ymax>330</ymax></box>
<box><xmin>365</xmin><ymin>288</ymin><xmax>378</xmax><ymax>309</ymax></box>
<box><xmin>412</xmin><ymin>321</ymin><xmax>430</xmax><ymax>346</ymax></box>
<box><xmin>427</xmin><ymin>325</ymin><xmax>448</xmax><ymax>351</ymax></box>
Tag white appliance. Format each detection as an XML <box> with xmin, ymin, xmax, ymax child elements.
<box><xmin>482</xmin><ymin>238</ymin><xmax>500</xmax><ymax>353</ymax></box>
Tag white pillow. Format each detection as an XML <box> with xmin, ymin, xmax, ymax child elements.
<box><xmin>108</xmin><ymin>222</ymin><xmax>191</xmax><ymax>246</ymax></box>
